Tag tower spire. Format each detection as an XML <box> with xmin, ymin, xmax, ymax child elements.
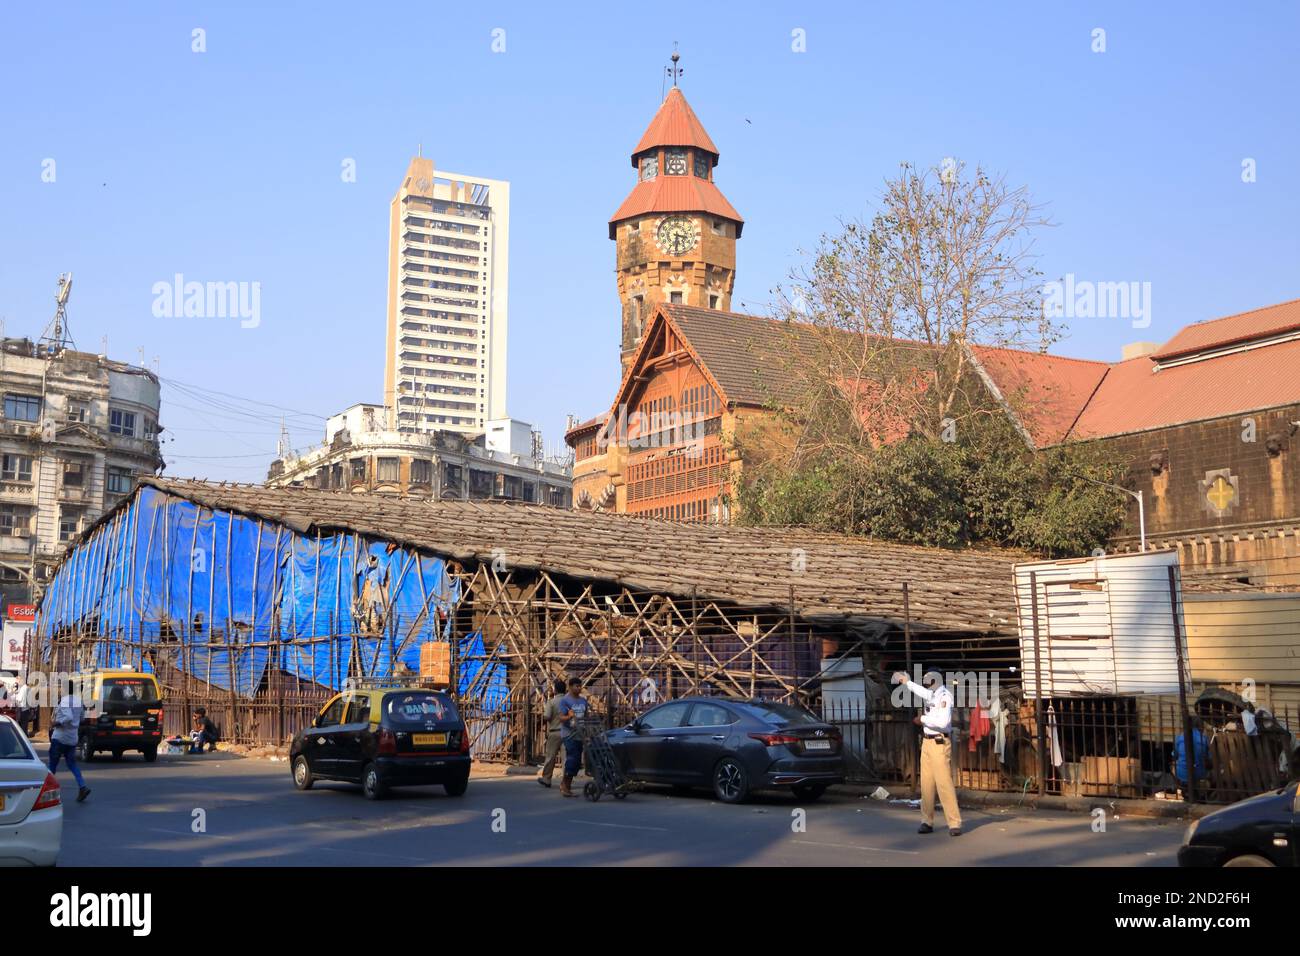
<box><xmin>666</xmin><ymin>43</ymin><xmax>682</xmax><ymax>89</ymax></box>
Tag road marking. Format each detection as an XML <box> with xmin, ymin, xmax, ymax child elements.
<box><xmin>566</xmin><ymin>819</ymin><xmax>670</xmax><ymax>832</ymax></box>
<box><xmin>792</xmin><ymin>839</ymin><xmax>919</xmax><ymax>856</ymax></box>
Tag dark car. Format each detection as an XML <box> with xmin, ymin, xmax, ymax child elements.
<box><xmin>290</xmin><ymin>685</ymin><xmax>471</xmax><ymax>800</ymax></box>
<box><xmin>1178</xmin><ymin>780</ymin><xmax>1298</xmax><ymax>867</ymax></box>
<box><xmin>607</xmin><ymin>696</ymin><xmax>844</xmax><ymax>804</ymax></box>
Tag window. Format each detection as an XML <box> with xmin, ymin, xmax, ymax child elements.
<box><xmin>709</xmin><ymin>294</ymin><xmax>720</xmax><ymax>309</ymax></box>
<box><xmin>669</xmin><ymin>290</ymin><xmax>684</xmax><ymax>304</ymax></box>
<box><xmin>639</xmin><ymin>702</ymin><xmax>691</xmax><ymax>730</ymax></box>
<box><xmin>349</xmin><ymin>458</ymin><xmax>367</xmax><ymax>481</ymax></box>
<box><xmin>66</xmin><ymin>401</ymin><xmax>89</xmax><ymax>424</ymax></box>
<box><xmin>665</xmin><ymin>148</ymin><xmax>687</xmax><ymax>175</ymax></box>
<box><xmin>687</xmin><ymin>702</ymin><xmax>735</xmax><ymax>727</ymax></box>
<box><xmin>411</xmin><ymin>459</ymin><xmax>433</xmax><ymax>484</ymax></box>
<box><xmin>344</xmin><ymin>695</ymin><xmax>371</xmax><ymax>725</ymax></box>
<box><xmin>694</xmin><ymin>153</ymin><xmax>711</xmax><ymax>178</ymax></box>
<box><xmin>107</xmin><ymin>466</ymin><xmax>133</xmax><ymax>495</ymax></box>
<box><xmin>2</xmin><ymin>454</ymin><xmax>32</xmax><ymax>482</ymax></box>
<box><xmin>377</xmin><ymin>457</ymin><xmax>400</xmax><ymax>482</ymax></box>
<box><xmin>144</xmin><ymin>418</ymin><xmax>158</xmax><ymax>441</ymax></box>
<box><xmin>109</xmin><ymin>408</ymin><xmax>137</xmax><ymax>437</ymax></box>
<box><xmin>62</xmin><ymin>461</ymin><xmax>85</xmax><ymax>487</ymax></box>
<box><xmin>640</xmin><ymin>155</ymin><xmax>658</xmax><ymax>180</ymax></box>
<box><xmin>4</xmin><ymin>393</ymin><xmax>41</xmax><ymax>422</ymax></box>
<box><xmin>316</xmin><ymin>696</ymin><xmax>346</xmax><ymax>729</ymax></box>
<box><xmin>0</xmin><ymin>505</ymin><xmax>31</xmax><ymax>537</ymax></box>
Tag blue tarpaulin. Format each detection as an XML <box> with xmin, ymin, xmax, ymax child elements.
<box><xmin>38</xmin><ymin>486</ymin><xmax>465</xmax><ymax>698</ymax></box>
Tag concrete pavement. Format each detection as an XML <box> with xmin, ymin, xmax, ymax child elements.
<box><xmin>45</xmin><ymin>748</ymin><xmax>1187</xmax><ymax>866</ymax></box>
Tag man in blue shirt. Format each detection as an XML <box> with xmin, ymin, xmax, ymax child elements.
<box><xmin>1174</xmin><ymin>717</ymin><xmax>1210</xmax><ymax>789</ymax></box>
<box><xmin>556</xmin><ymin>678</ymin><xmax>587</xmax><ymax>798</ymax></box>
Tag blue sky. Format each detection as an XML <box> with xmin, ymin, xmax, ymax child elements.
<box><xmin>1</xmin><ymin>1</ymin><xmax>1297</xmax><ymax>480</ymax></box>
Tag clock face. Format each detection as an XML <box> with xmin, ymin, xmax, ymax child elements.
<box><xmin>656</xmin><ymin>216</ymin><xmax>697</xmax><ymax>256</ymax></box>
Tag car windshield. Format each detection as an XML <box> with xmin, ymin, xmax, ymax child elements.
<box><xmin>103</xmin><ymin>678</ymin><xmax>159</xmax><ymax>703</ymax></box>
<box><xmin>384</xmin><ymin>692</ymin><xmax>456</xmax><ymax>725</ymax></box>
<box><xmin>735</xmin><ymin>701</ymin><xmax>820</xmax><ymax>726</ymax></box>
<box><xmin>0</xmin><ymin>722</ymin><xmax>33</xmax><ymax>760</ymax></box>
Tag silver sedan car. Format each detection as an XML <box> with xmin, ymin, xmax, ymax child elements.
<box><xmin>0</xmin><ymin>715</ymin><xmax>63</xmax><ymax>867</ymax></box>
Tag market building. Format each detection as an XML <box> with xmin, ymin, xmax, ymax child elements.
<box><xmin>267</xmin><ymin>402</ymin><xmax>571</xmax><ymax>508</ymax></box>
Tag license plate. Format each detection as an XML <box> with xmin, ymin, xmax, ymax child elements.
<box><xmin>412</xmin><ymin>733</ymin><xmax>447</xmax><ymax>747</ymax></box>
<box><xmin>0</xmin><ymin>793</ymin><xmax>5</xmax><ymax>811</ymax></box>
<box><xmin>117</xmin><ymin>720</ymin><xmax>141</xmax><ymax>729</ymax></box>
<box><xmin>805</xmin><ymin>739</ymin><xmax>832</xmax><ymax>751</ymax></box>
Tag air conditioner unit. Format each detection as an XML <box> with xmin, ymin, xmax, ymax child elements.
<box><xmin>11</xmin><ymin>424</ymin><xmax>32</xmax><ymax>436</ymax></box>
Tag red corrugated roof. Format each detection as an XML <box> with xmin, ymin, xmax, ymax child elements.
<box><xmin>1151</xmin><ymin>297</ymin><xmax>1300</xmax><ymax>360</ymax></box>
<box><xmin>608</xmin><ymin>177</ymin><xmax>744</xmax><ymax>237</ymax></box>
<box><xmin>631</xmin><ymin>88</ymin><xmax>719</xmax><ymax>162</ymax></box>
<box><xmin>1072</xmin><ymin>338</ymin><xmax>1300</xmax><ymax>438</ymax></box>
<box><xmin>969</xmin><ymin>346</ymin><xmax>1110</xmax><ymax>446</ymax></box>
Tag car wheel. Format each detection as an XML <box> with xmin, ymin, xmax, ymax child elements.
<box><xmin>292</xmin><ymin>755</ymin><xmax>314</xmax><ymax>791</ymax></box>
<box><xmin>77</xmin><ymin>737</ymin><xmax>94</xmax><ymax>763</ymax></box>
<box><xmin>792</xmin><ymin>784</ymin><xmax>827</xmax><ymax>802</ymax></box>
<box><xmin>444</xmin><ymin>773</ymin><xmax>469</xmax><ymax>797</ymax></box>
<box><xmin>713</xmin><ymin>758</ymin><xmax>750</xmax><ymax>804</ymax></box>
<box><xmin>362</xmin><ymin>763</ymin><xmax>386</xmax><ymax>800</ymax></box>
<box><xmin>1223</xmin><ymin>854</ymin><xmax>1274</xmax><ymax>867</ymax></box>
<box><xmin>584</xmin><ymin>781</ymin><xmax>600</xmax><ymax>801</ymax></box>
<box><xmin>142</xmin><ymin>745</ymin><xmax>158</xmax><ymax>763</ymax></box>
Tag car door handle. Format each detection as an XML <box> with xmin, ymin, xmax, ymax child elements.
<box><xmin>661</xmin><ymin>736</ymin><xmax>675</xmax><ymax>741</ymax></box>
<box><xmin>711</xmin><ymin>735</ymin><xmax>726</xmax><ymax>740</ymax></box>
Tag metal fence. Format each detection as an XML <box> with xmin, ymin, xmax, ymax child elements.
<box><xmin>820</xmin><ymin>693</ymin><xmax>1297</xmax><ymax>804</ymax></box>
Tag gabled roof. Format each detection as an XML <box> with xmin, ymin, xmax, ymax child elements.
<box><xmin>79</xmin><ymin>478</ymin><xmax>1021</xmax><ymax>633</ymax></box>
<box><xmin>606</xmin><ymin>297</ymin><xmax>1300</xmax><ymax>448</ymax></box>
<box><xmin>968</xmin><ymin>346</ymin><xmax>1110</xmax><ymax>446</ymax></box>
<box><xmin>631</xmin><ymin>88</ymin><xmax>719</xmax><ymax>161</ymax></box>
<box><xmin>608</xmin><ymin>177</ymin><xmax>744</xmax><ymax>237</ymax></box>
<box><xmin>1151</xmin><ymin>297</ymin><xmax>1300</xmax><ymax>361</ymax></box>
<box><xmin>1072</xmin><ymin>338</ymin><xmax>1300</xmax><ymax>438</ymax></box>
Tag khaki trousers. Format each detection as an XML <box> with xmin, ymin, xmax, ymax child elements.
<box><xmin>919</xmin><ymin>736</ymin><xmax>962</xmax><ymax>829</ymax></box>
<box><xmin>539</xmin><ymin>731</ymin><xmax>563</xmax><ymax>780</ymax></box>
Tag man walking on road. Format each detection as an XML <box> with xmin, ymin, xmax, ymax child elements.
<box><xmin>556</xmin><ymin>678</ymin><xmax>587</xmax><ymax>798</ymax></box>
<box><xmin>894</xmin><ymin>671</ymin><xmax>961</xmax><ymax>836</ymax></box>
<box><xmin>537</xmin><ymin>677</ymin><xmax>568</xmax><ymax>788</ymax></box>
<box><xmin>49</xmin><ymin>678</ymin><xmax>91</xmax><ymax>803</ymax></box>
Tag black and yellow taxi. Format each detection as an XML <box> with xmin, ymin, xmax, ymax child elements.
<box><xmin>76</xmin><ymin>668</ymin><xmax>165</xmax><ymax>762</ymax></box>
<box><xmin>290</xmin><ymin>683</ymin><xmax>471</xmax><ymax>800</ymax></box>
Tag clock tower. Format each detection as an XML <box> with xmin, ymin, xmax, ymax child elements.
<box><xmin>609</xmin><ymin>78</ymin><xmax>744</xmax><ymax>373</ymax></box>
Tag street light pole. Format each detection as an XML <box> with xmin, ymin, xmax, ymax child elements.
<box><xmin>1067</xmin><ymin>474</ymin><xmax>1146</xmax><ymax>553</ymax></box>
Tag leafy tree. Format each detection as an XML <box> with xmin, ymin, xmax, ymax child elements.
<box><xmin>734</xmin><ymin>162</ymin><xmax>1130</xmax><ymax>556</ymax></box>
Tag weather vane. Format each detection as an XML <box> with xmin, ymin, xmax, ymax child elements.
<box><xmin>666</xmin><ymin>43</ymin><xmax>683</xmax><ymax>87</ymax></box>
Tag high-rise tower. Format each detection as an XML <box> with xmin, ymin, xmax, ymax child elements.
<box><xmin>384</xmin><ymin>157</ymin><xmax>509</xmax><ymax>434</ymax></box>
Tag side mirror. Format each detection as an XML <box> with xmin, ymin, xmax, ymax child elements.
<box><xmin>630</xmin><ymin>719</ymin><xmax>643</xmax><ymax>733</ymax></box>
<box><xmin>312</xmin><ymin>715</ymin><xmax>322</xmax><ymax>728</ymax></box>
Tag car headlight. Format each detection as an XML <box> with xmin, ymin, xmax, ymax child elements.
<box><xmin>1183</xmin><ymin>819</ymin><xmax>1199</xmax><ymax>845</ymax></box>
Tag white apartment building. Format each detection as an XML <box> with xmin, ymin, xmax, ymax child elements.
<box><xmin>384</xmin><ymin>156</ymin><xmax>509</xmax><ymax>436</ymax></box>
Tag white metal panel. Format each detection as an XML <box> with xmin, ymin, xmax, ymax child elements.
<box><xmin>1015</xmin><ymin>550</ymin><xmax>1190</xmax><ymax>698</ymax></box>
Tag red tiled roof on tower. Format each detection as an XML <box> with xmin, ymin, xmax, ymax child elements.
<box><xmin>630</xmin><ymin>87</ymin><xmax>719</xmax><ymax>163</ymax></box>
<box><xmin>608</xmin><ymin>178</ymin><xmax>744</xmax><ymax>238</ymax></box>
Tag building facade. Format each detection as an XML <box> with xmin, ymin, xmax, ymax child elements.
<box><xmin>384</xmin><ymin>156</ymin><xmax>509</xmax><ymax>435</ymax></box>
<box><xmin>268</xmin><ymin>402</ymin><xmax>571</xmax><ymax>508</ymax></box>
<box><xmin>0</xmin><ymin>337</ymin><xmax>162</xmax><ymax>607</ymax></box>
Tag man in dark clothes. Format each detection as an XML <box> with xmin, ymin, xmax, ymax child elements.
<box><xmin>190</xmin><ymin>706</ymin><xmax>220</xmax><ymax>753</ymax></box>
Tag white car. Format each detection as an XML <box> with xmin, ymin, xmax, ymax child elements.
<box><xmin>0</xmin><ymin>714</ymin><xmax>62</xmax><ymax>866</ymax></box>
